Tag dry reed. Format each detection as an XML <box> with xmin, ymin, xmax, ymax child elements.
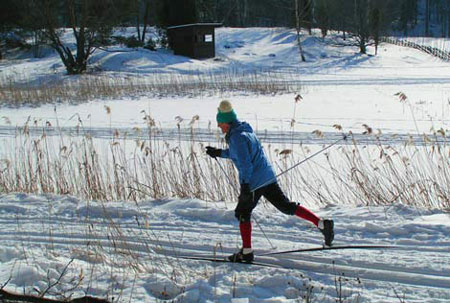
<box><xmin>0</xmin><ymin>71</ymin><xmax>301</xmax><ymax>107</ymax></box>
<box><xmin>0</xmin><ymin>118</ymin><xmax>448</xmax><ymax>210</ymax></box>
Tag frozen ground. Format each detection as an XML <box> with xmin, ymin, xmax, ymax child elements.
<box><xmin>0</xmin><ymin>27</ymin><xmax>449</xmax><ymax>302</ymax></box>
<box><xmin>0</xmin><ymin>194</ymin><xmax>449</xmax><ymax>302</ymax></box>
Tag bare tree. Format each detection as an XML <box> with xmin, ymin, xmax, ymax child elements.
<box><xmin>327</xmin><ymin>0</ymin><xmax>352</xmax><ymax>40</ymax></box>
<box><xmin>353</xmin><ymin>0</ymin><xmax>370</xmax><ymax>54</ymax></box>
<box><xmin>370</xmin><ymin>6</ymin><xmax>380</xmax><ymax>55</ymax></box>
<box><xmin>399</xmin><ymin>0</ymin><xmax>418</xmax><ymax>36</ymax></box>
<box><xmin>0</xmin><ymin>0</ymin><xmax>23</xmax><ymax>60</ymax></box>
<box><xmin>436</xmin><ymin>0</ymin><xmax>450</xmax><ymax>37</ymax></box>
<box><xmin>134</xmin><ymin>0</ymin><xmax>153</xmax><ymax>43</ymax></box>
<box><xmin>316</xmin><ymin>0</ymin><xmax>331</xmax><ymax>37</ymax></box>
<box><xmin>448</xmin><ymin>0</ymin><xmax>450</xmax><ymax>37</ymax></box>
<box><xmin>29</xmin><ymin>0</ymin><xmax>119</xmax><ymax>74</ymax></box>
<box><xmin>294</xmin><ymin>0</ymin><xmax>307</xmax><ymax>61</ymax></box>
<box><xmin>237</xmin><ymin>0</ymin><xmax>249</xmax><ymax>26</ymax></box>
<box><xmin>425</xmin><ymin>0</ymin><xmax>431</xmax><ymax>36</ymax></box>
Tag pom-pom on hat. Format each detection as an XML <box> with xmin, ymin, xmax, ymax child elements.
<box><xmin>216</xmin><ymin>100</ymin><xmax>237</xmax><ymax>123</ymax></box>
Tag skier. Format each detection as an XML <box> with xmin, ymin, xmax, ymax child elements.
<box><xmin>205</xmin><ymin>100</ymin><xmax>334</xmax><ymax>263</ymax></box>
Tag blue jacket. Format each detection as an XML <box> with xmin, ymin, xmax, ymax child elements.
<box><xmin>220</xmin><ymin>120</ymin><xmax>276</xmax><ymax>191</ymax></box>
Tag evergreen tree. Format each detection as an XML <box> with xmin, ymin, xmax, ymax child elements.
<box><xmin>425</xmin><ymin>0</ymin><xmax>431</xmax><ymax>36</ymax></box>
<box><xmin>156</xmin><ymin>0</ymin><xmax>197</xmax><ymax>27</ymax></box>
<box><xmin>298</xmin><ymin>0</ymin><xmax>313</xmax><ymax>34</ymax></box>
<box><xmin>448</xmin><ymin>0</ymin><xmax>450</xmax><ymax>37</ymax></box>
<box><xmin>315</xmin><ymin>0</ymin><xmax>331</xmax><ymax>37</ymax></box>
<box><xmin>0</xmin><ymin>0</ymin><xmax>23</xmax><ymax>60</ymax></box>
<box><xmin>196</xmin><ymin>0</ymin><xmax>217</xmax><ymax>22</ymax></box>
<box><xmin>399</xmin><ymin>0</ymin><xmax>418</xmax><ymax>35</ymax></box>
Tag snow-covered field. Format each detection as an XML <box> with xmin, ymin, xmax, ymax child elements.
<box><xmin>0</xmin><ymin>27</ymin><xmax>449</xmax><ymax>302</ymax></box>
<box><xmin>0</xmin><ymin>194</ymin><xmax>449</xmax><ymax>302</ymax></box>
<box><xmin>1</xmin><ymin>28</ymin><xmax>449</xmax><ymax>133</ymax></box>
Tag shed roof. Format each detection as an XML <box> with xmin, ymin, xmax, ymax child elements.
<box><xmin>167</xmin><ymin>23</ymin><xmax>222</xmax><ymax>30</ymax></box>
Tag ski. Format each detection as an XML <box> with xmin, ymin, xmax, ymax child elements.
<box><xmin>259</xmin><ymin>244</ymin><xmax>395</xmax><ymax>256</ymax></box>
<box><xmin>177</xmin><ymin>255</ymin><xmax>282</xmax><ymax>268</ymax></box>
<box><xmin>176</xmin><ymin>245</ymin><xmax>395</xmax><ymax>267</ymax></box>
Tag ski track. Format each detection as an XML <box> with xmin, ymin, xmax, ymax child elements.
<box><xmin>0</xmin><ymin>126</ymin><xmax>448</xmax><ymax>146</ymax></box>
<box><xmin>1</xmin><ymin>196</ymin><xmax>449</xmax><ymax>302</ymax></box>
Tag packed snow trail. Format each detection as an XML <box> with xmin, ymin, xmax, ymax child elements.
<box><xmin>0</xmin><ymin>194</ymin><xmax>449</xmax><ymax>302</ymax></box>
<box><xmin>0</xmin><ymin>126</ymin><xmax>448</xmax><ymax>146</ymax></box>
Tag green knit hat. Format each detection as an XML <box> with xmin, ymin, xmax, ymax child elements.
<box><xmin>216</xmin><ymin>100</ymin><xmax>237</xmax><ymax>123</ymax></box>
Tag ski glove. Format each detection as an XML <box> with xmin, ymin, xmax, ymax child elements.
<box><xmin>206</xmin><ymin>146</ymin><xmax>222</xmax><ymax>158</ymax></box>
<box><xmin>238</xmin><ymin>183</ymin><xmax>254</xmax><ymax>204</ymax></box>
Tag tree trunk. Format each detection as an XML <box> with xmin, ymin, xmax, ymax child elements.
<box><xmin>370</xmin><ymin>7</ymin><xmax>380</xmax><ymax>56</ymax></box>
<box><xmin>447</xmin><ymin>0</ymin><xmax>450</xmax><ymax>37</ymax></box>
<box><xmin>355</xmin><ymin>0</ymin><xmax>369</xmax><ymax>54</ymax></box>
<box><xmin>425</xmin><ymin>0</ymin><xmax>430</xmax><ymax>36</ymax></box>
<box><xmin>235</xmin><ymin>0</ymin><xmax>241</xmax><ymax>26</ymax></box>
<box><xmin>141</xmin><ymin>0</ymin><xmax>151</xmax><ymax>42</ymax></box>
<box><xmin>236</xmin><ymin>0</ymin><xmax>248</xmax><ymax>26</ymax></box>
<box><xmin>295</xmin><ymin>0</ymin><xmax>306</xmax><ymax>61</ymax></box>
<box><xmin>305</xmin><ymin>0</ymin><xmax>312</xmax><ymax>35</ymax></box>
<box><xmin>136</xmin><ymin>0</ymin><xmax>141</xmax><ymax>41</ymax></box>
<box><xmin>75</xmin><ymin>30</ymin><xmax>87</xmax><ymax>73</ymax></box>
<box><xmin>32</xmin><ymin>31</ymin><xmax>40</xmax><ymax>58</ymax></box>
<box><xmin>400</xmin><ymin>0</ymin><xmax>408</xmax><ymax>36</ymax></box>
<box><xmin>242</xmin><ymin>0</ymin><xmax>248</xmax><ymax>26</ymax></box>
<box><xmin>413</xmin><ymin>0</ymin><xmax>418</xmax><ymax>25</ymax></box>
<box><xmin>359</xmin><ymin>36</ymin><xmax>366</xmax><ymax>54</ymax></box>
<box><xmin>442</xmin><ymin>1</ymin><xmax>446</xmax><ymax>38</ymax></box>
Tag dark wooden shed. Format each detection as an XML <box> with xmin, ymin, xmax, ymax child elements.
<box><xmin>167</xmin><ymin>23</ymin><xmax>221</xmax><ymax>59</ymax></box>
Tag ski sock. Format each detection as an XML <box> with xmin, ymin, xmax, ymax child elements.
<box><xmin>318</xmin><ymin>220</ymin><xmax>324</xmax><ymax>229</ymax></box>
<box><xmin>242</xmin><ymin>248</ymin><xmax>253</xmax><ymax>254</ymax></box>
<box><xmin>239</xmin><ymin>222</ymin><xmax>252</xmax><ymax>249</ymax></box>
<box><xmin>295</xmin><ymin>205</ymin><xmax>320</xmax><ymax>227</ymax></box>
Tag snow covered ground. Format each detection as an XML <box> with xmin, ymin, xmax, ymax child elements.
<box><xmin>0</xmin><ymin>27</ymin><xmax>449</xmax><ymax>302</ymax></box>
<box><xmin>1</xmin><ymin>28</ymin><xmax>449</xmax><ymax>133</ymax></box>
<box><xmin>0</xmin><ymin>193</ymin><xmax>449</xmax><ymax>302</ymax></box>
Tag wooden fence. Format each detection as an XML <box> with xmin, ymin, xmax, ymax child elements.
<box><xmin>381</xmin><ymin>37</ymin><xmax>450</xmax><ymax>61</ymax></box>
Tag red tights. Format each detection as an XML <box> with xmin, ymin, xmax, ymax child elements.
<box><xmin>239</xmin><ymin>205</ymin><xmax>320</xmax><ymax>249</ymax></box>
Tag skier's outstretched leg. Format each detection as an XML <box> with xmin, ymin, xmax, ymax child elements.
<box><xmin>295</xmin><ymin>205</ymin><xmax>334</xmax><ymax>246</ymax></box>
<box><xmin>293</xmin><ymin>205</ymin><xmax>333</xmax><ymax>245</ymax></box>
<box><xmin>263</xmin><ymin>183</ymin><xmax>335</xmax><ymax>246</ymax></box>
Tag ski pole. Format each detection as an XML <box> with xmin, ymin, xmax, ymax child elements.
<box><xmin>214</xmin><ymin>158</ymin><xmax>276</xmax><ymax>249</ymax></box>
<box><xmin>214</xmin><ymin>157</ymin><xmax>238</xmax><ymax>193</ymax></box>
<box><xmin>252</xmin><ymin>133</ymin><xmax>349</xmax><ymax>192</ymax></box>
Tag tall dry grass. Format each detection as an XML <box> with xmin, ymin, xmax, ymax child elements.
<box><xmin>297</xmin><ymin>131</ymin><xmax>449</xmax><ymax>209</ymax></box>
<box><xmin>0</xmin><ymin>116</ymin><xmax>448</xmax><ymax>209</ymax></box>
<box><xmin>0</xmin><ymin>115</ymin><xmax>238</xmax><ymax>203</ymax></box>
<box><xmin>0</xmin><ymin>71</ymin><xmax>301</xmax><ymax>107</ymax></box>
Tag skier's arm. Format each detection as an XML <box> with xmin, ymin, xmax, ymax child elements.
<box><xmin>220</xmin><ymin>149</ymin><xmax>230</xmax><ymax>158</ymax></box>
<box><xmin>206</xmin><ymin>146</ymin><xmax>228</xmax><ymax>158</ymax></box>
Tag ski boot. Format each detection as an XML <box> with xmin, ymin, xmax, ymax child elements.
<box><xmin>228</xmin><ymin>248</ymin><xmax>254</xmax><ymax>263</ymax></box>
<box><xmin>320</xmin><ymin>219</ymin><xmax>334</xmax><ymax>246</ymax></box>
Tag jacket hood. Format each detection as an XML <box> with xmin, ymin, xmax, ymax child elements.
<box><xmin>229</xmin><ymin>119</ymin><xmax>253</xmax><ymax>134</ymax></box>
<box><xmin>226</xmin><ymin>120</ymin><xmax>253</xmax><ymax>142</ymax></box>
